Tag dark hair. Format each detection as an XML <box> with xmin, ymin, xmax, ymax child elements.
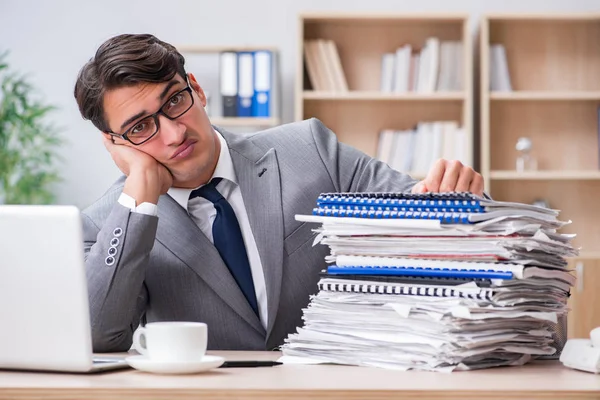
<box><xmin>74</xmin><ymin>34</ymin><xmax>186</xmax><ymax>132</ymax></box>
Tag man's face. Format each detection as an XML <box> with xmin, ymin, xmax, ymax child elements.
<box><xmin>102</xmin><ymin>73</ymin><xmax>218</xmax><ymax>188</ymax></box>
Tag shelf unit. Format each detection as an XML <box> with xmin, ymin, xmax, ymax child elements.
<box><xmin>480</xmin><ymin>14</ymin><xmax>600</xmax><ymax>339</ymax></box>
<box><xmin>490</xmin><ymin>170</ymin><xmax>600</xmax><ymax>180</ymax></box>
<box><xmin>490</xmin><ymin>91</ymin><xmax>600</xmax><ymax>101</ymax></box>
<box><xmin>295</xmin><ymin>13</ymin><xmax>473</xmax><ymax>171</ymax></box>
<box><xmin>302</xmin><ymin>92</ymin><xmax>466</xmax><ymax>101</ymax></box>
<box><xmin>209</xmin><ymin>117</ymin><xmax>281</xmax><ymax>127</ymax></box>
<box><xmin>480</xmin><ymin>13</ymin><xmax>600</xmax><ymax>253</ymax></box>
<box><xmin>177</xmin><ymin>45</ymin><xmax>280</xmax><ymax>129</ymax></box>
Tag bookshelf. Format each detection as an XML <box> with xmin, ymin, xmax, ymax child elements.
<box><xmin>295</xmin><ymin>13</ymin><xmax>473</xmax><ymax>173</ymax></box>
<box><xmin>209</xmin><ymin>117</ymin><xmax>281</xmax><ymax>127</ymax></box>
<box><xmin>177</xmin><ymin>45</ymin><xmax>280</xmax><ymax>128</ymax></box>
<box><xmin>480</xmin><ymin>13</ymin><xmax>600</xmax><ymax>252</ymax></box>
<box><xmin>480</xmin><ymin>14</ymin><xmax>600</xmax><ymax>338</ymax></box>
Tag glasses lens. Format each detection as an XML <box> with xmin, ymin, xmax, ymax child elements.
<box><xmin>127</xmin><ymin>115</ymin><xmax>158</xmax><ymax>144</ymax></box>
<box><xmin>162</xmin><ymin>89</ymin><xmax>193</xmax><ymax>119</ymax></box>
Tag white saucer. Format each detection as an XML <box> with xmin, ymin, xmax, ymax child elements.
<box><xmin>125</xmin><ymin>355</ymin><xmax>225</xmax><ymax>374</ymax></box>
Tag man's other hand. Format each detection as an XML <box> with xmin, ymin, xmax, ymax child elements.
<box><xmin>411</xmin><ymin>159</ymin><xmax>484</xmax><ymax>196</ymax></box>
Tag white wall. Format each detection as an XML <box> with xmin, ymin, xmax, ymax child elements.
<box><xmin>1</xmin><ymin>0</ymin><xmax>598</xmax><ymax>208</ymax></box>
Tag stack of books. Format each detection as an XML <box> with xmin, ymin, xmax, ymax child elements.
<box><xmin>376</xmin><ymin>122</ymin><xmax>468</xmax><ymax>175</ymax></box>
<box><xmin>303</xmin><ymin>39</ymin><xmax>348</xmax><ymax>92</ymax></box>
<box><xmin>281</xmin><ymin>192</ymin><xmax>577</xmax><ymax>372</ymax></box>
<box><xmin>380</xmin><ymin>37</ymin><xmax>464</xmax><ymax>93</ymax></box>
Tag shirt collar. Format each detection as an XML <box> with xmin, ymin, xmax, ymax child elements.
<box><xmin>167</xmin><ymin>130</ymin><xmax>236</xmax><ymax>210</ymax></box>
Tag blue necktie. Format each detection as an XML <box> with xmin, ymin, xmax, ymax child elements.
<box><xmin>190</xmin><ymin>178</ymin><xmax>259</xmax><ymax>317</ymax></box>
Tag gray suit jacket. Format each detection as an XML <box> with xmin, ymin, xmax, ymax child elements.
<box><xmin>83</xmin><ymin>118</ymin><xmax>418</xmax><ymax>352</ymax></box>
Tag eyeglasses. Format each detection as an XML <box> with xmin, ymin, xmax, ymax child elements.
<box><xmin>108</xmin><ymin>86</ymin><xmax>195</xmax><ymax>145</ymax></box>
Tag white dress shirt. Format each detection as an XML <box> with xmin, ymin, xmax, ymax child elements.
<box><xmin>118</xmin><ymin>131</ymin><xmax>268</xmax><ymax>329</ymax></box>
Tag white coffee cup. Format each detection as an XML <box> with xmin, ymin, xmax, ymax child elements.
<box><xmin>132</xmin><ymin>322</ymin><xmax>207</xmax><ymax>363</ymax></box>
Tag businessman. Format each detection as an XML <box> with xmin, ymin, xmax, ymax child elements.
<box><xmin>74</xmin><ymin>34</ymin><xmax>484</xmax><ymax>352</ymax></box>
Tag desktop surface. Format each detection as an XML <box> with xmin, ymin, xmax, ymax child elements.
<box><xmin>1</xmin><ymin>351</ymin><xmax>600</xmax><ymax>400</ymax></box>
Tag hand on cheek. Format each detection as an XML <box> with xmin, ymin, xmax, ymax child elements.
<box><xmin>101</xmin><ymin>133</ymin><xmax>173</xmax><ymax>198</ymax></box>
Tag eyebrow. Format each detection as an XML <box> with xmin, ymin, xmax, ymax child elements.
<box><xmin>159</xmin><ymin>80</ymin><xmax>181</xmax><ymax>101</ymax></box>
<box><xmin>118</xmin><ymin>79</ymin><xmax>183</xmax><ymax>131</ymax></box>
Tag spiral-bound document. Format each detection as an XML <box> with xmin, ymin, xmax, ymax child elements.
<box><xmin>318</xmin><ymin>278</ymin><xmax>494</xmax><ymax>300</ymax></box>
<box><xmin>317</xmin><ymin>192</ymin><xmax>558</xmax><ymax>215</ymax></box>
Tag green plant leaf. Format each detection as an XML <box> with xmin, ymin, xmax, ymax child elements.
<box><xmin>0</xmin><ymin>51</ymin><xmax>64</xmax><ymax>204</ymax></box>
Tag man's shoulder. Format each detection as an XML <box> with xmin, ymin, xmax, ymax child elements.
<box><xmin>244</xmin><ymin>118</ymin><xmax>332</xmax><ymax>148</ymax></box>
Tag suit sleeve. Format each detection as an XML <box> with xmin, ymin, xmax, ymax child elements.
<box><xmin>308</xmin><ymin>118</ymin><xmax>420</xmax><ymax>193</ymax></box>
<box><xmin>82</xmin><ymin>202</ymin><xmax>158</xmax><ymax>352</ymax></box>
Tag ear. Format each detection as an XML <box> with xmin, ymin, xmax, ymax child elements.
<box><xmin>188</xmin><ymin>73</ymin><xmax>207</xmax><ymax>108</ymax></box>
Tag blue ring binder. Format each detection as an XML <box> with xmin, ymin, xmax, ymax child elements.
<box><xmin>326</xmin><ymin>265</ymin><xmax>514</xmax><ymax>280</ymax></box>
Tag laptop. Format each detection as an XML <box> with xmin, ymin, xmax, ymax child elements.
<box><xmin>0</xmin><ymin>205</ymin><xmax>129</xmax><ymax>373</ymax></box>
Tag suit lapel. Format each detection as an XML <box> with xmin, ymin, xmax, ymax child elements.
<box><xmin>154</xmin><ymin>194</ymin><xmax>264</xmax><ymax>335</ymax></box>
<box><xmin>221</xmin><ymin>129</ymin><xmax>284</xmax><ymax>339</ymax></box>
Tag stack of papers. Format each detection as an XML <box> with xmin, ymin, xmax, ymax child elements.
<box><xmin>281</xmin><ymin>192</ymin><xmax>578</xmax><ymax>371</ymax></box>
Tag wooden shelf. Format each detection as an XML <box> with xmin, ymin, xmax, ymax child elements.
<box><xmin>484</xmin><ymin>12</ymin><xmax>600</xmax><ymax>21</ymax></box>
<box><xmin>490</xmin><ymin>91</ymin><xmax>600</xmax><ymax>101</ymax></box>
<box><xmin>303</xmin><ymin>91</ymin><xmax>465</xmax><ymax>101</ymax></box>
<box><xmin>481</xmin><ymin>15</ymin><xmax>600</xmax><ymax>339</ymax></box>
<box><xmin>177</xmin><ymin>45</ymin><xmax>278</xmax><ymax>53</ymax></box>
<box><xmin>490</xmin><ymin>170</ymin><xmax>600</xmax><ymax>180</ymax></box>
<box><xmin>209</xmin><ymin>117</ymin><xmax>280</xmax><ymax>127</ymax></box>
<box><xmin>296</xmin><ymin>13</ymin><xmax>472</xmax><ymax>165</ymax></box>
<box><xmin>301</xmin><ymin>12</ymin><xmax>468</xmax><ymax>23</ymax></box>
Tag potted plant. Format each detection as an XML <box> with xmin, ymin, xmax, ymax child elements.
<box><xmin>0</xmin><ymin>52</ymin><xmax>63</xmax><ymax>204</ymax></box>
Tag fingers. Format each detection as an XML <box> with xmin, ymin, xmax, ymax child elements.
<box><xmin>419</xmin><ymin>159</ymin><xmax>485</xmax><ymax>194</ymax></box>
<box><xmin>102</xmin><ymin>132</ymin><xmax>126</xmax><ymax>147</ymax></box>
<box><xmin>469</xmin><ymin>173</ymin><xmax>485</xmax><ymax>196</ymax></box>
<box><xmin>410</xmin><ymin>181</ymin><xmax>427</xmax><ymax>194</ymax></box>
<box><xmin>455</xmin><ymin>166</ymin><xmax>474</xmax><ymax>193</ymax></box>
<box><xmin>422</xmin><ymin>159</ymin><xmax>446</xmax><ymax>192</ymax></box>
<box><xmin>438</xmin><ymin>160</ymin><xmax>462</xmax><ymax>192</ymax></box>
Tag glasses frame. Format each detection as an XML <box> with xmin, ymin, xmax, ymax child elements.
<box><xmin>107</xmin><ymin>86</ymin><xmax>195</xmax><ymax>145</ymax></box>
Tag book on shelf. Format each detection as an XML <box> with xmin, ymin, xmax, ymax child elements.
<box><xmin>375</xmin><ymin>121</ymin><xmax>468</xmax><ymax>175</ymax></box>
<box><xmin>489</xmin><ymin>44</ymin><xmax>512</xmax><ymax>92</ymax></box>
<box><xmin>380</xmin><ymin>37</ymin><xmax>463</xmax><ymax>93</ymax></box>
<box><xmin>303</xmin><ymin>39</ymin><xmax>348</xmax><ymax>92</ymax></box>
<box><xmin>218</xmin><ymin>49</ymin><xmax>279</xmax><ymax>118</ymax></box>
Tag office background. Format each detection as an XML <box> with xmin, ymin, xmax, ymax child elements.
<box><xmin>0</xmin><ymin>0</ymin><xmax>597</xmax><ymax>208</ymax></box>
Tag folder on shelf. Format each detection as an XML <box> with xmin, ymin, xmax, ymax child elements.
<box><xmin>489</xmin><ymin>44</ymin><xmax>512</xmax><ymax>92</ymax></box>
<box><xmin>380</xmin><ymin>53</ymin><xmax>395</xmax><ymax>93</ymax></box>
<box><xmin>326</xmin><ymin>40</ymin><xmax>348</xmax><ymax>92</ymax></box>
<box><xmin>252</xmin><ymin>50</ymin><xmax>272</xmax><ymax>117</ymax></box>
<box><xmin>303</xmin><ymin>41</ymin><xmax>324</xmax><ymax>91</ymax></box>
<box><xmin>316</xmin><ymin>40</ymin><xmax>337</xmax><ymax>91</ymax></box>
<box><xmin>303</xmin><ymin>40</ymin><xmax>321</xmax><ymax>90</ymax></box>
<box><xmin>219</xmin><ymin>51</ymin><xmax>238</xmax><ymax>117</ymax></box>
<box><xmin>237</xmin><ymin>52</ymin><xmax>254</xmax><ymax>117</ymax></box>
